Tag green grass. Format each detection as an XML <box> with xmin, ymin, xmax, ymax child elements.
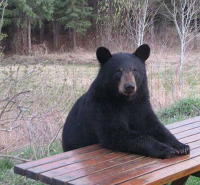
<box><xmin>0</xmin><ymin>141</ymin><xmax>62</xmax><ymax>185</ymax></box>
<box><xmin>158</xmin><ymin>97</ymin><xmax>200</xmax><ymax>124</ymax></box>
<box><xmin>0</xmin><ymin>158</ymin><xmax>45</xmax><ymax>185</ymax></box>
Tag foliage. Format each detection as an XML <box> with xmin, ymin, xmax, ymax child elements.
<box><xmin>55</xmin><ymin>0</ymin><xmax>92</xmax><ymax>34</ymax></box>
<box><xmin>0</xmin><ymin>142</ymin><xmax>62</xmax><ymax>185</ymax></box>
<box><xmin>3</xmin><ymin>0</ymin><xmax>54</xmax><ymax>28</ymax></box>
<box><xmin>158</xmin><ymin>97</ymin><xmax>200</xmax><ymax>124</ymax></box>
<box><xmin>0</xmin><ymin>158</ymin><xmax>13</xmax><ymax>170</ymax></box>
<box><xmin>97</xmin><ymin>0</ymin><xmax>160</xmax><ymax>46</ymax></box>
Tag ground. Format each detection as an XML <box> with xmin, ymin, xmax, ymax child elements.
<box><xmin>0</xmin><ymin>50</ymin><xmax>200</xmax><ymax>184</ymax></box>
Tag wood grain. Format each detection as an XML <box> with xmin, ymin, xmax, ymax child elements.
<box><xmin>14</xmin><ymin>144</ymin><xmax>101</xmax><ymax>175</ymax></box>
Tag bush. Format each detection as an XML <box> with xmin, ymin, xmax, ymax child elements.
<box><xmin>158</xmin><ymin>97</ymin><xmax>200</xmax><ymax>124</ymax></box>
<box><xmin>0</xmin><ymin>158</ymin><xmax>13</xmax><ymax>170</ymax></box>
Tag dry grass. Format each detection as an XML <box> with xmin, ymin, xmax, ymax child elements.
<box><xmin>0</xmin><ymin>49</ymin><xmax>200</xmax><ymax>156</ymax></box>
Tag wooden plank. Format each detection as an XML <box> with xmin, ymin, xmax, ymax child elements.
<box><xmin>180</xmin><ymin>133</ymin><xmax>200</xmax><ymax>143</ymax></box>
<box><xmin>183</xmin><ymin>140</ymin><xmax>200</xmax><ymax>149</ymax></box>
<box><xmin>39</xmin><ymin>152</ymin><xmax>129</xmax><ymax>184</ymax></box>
<box><xmin>169</xmin><ymin>121</ymin><xmax>200</xmax><ymax>134</ymax></box>
<box><xmin>55</xmin><ymin>141</ymin><xmax>200</xmax><ymax>185</ymax></box>
<box><xmin>175</xmin><ymin>127</ymin><xmax>200</xmax><ymax>140</ymax></box>
<box><xmin>122</xmin><ymin>156</ymin><xmax>200</xmax><ymax>185</ymax></box>
<box><xmin>176</xmin><ymin>129</ymin><xmax>200</xmax><ymax>139</ymax></box>
<box><xmin>166</xmin><ymin>116</ymin><xmax>200</xmax><ymax>129</ymax></box>
<box><xmin>25</xmin><ymin>148</ymin><xmax>112</xmax><ymax>179</ymax></box>
<box><xmin>14</xmin><ymin>144</ymin><xmax>101</xmax><ymax>175</ymax></box>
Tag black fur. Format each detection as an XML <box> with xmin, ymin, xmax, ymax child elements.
<box><xmin>62</xmin><ymin>45</ymin><xmax>190</xmax><ymax>159</ymax></box>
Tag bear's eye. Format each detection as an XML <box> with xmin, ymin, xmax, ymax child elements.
<box><xmin>132</xmin><ymin>69</ymin><xmax>137</xmax><ymax>72</ymax></box>
<box><xmin>113</xmin><ymin>70</ymin><xmax>122</xmax><ymax>79</ymax></box>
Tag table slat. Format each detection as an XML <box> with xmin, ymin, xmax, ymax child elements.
<box><xmin>122</xmin><ymin>156</ymin><xmax>200</xmax><ymax>185</ymax></box>
<box><xmin>14</xmin><ymin>144</ymin><xmax>101</xmax><ymax>175</ymax></box>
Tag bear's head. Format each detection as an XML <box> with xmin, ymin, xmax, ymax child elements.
<box><xmin>95</xmin><ymin>44</ymin><xmax>150</xmax><ymax>101</ymax></box>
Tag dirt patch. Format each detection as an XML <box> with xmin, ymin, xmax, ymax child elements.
<box><xmin>1</xmin><ymin>48</ymin><xmax>96</xmax><ymax>66</ymax></box>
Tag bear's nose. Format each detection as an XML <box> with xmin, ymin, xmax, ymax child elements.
<box><xmin>124</xmin><ymin>83</ymin><xmax>135</xmax><ymax>92</ymax></box>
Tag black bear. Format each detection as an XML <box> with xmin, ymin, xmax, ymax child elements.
<box><xmin>62</xmin><ymin>44</ymin><xmax>190</xmax><ymax>159</ymax></box>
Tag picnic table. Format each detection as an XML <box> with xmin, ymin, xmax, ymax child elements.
<box><xmin>14</xmin><ymin>116</ymin><xmax>200</xmax><ymax>185</ymax></box>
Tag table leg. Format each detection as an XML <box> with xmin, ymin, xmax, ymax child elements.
<box><xmin>192</xmin><ymin>172</ymin><xmax>200</xmax><ymax>177</ymax></box>
<box><xmin>171</xmin><ymin>176</ymin><xmax>190</xmax><ymax>185</ymax></box>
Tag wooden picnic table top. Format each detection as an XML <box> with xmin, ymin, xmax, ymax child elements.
<box><xmin>14</xmin><ymin>116</ymin><xmax>200</xmax><ymax>185</ymax></box>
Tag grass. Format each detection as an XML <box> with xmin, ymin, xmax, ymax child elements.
<box><xmin>158</xmin><ymin>97</ymin><xmax>200</xmax><ymax>124</ymax></box>
<box><xmin>0</xmin><ymin>141</ymin><xmax>62</xmax><ymax>185</ymax></box>
<box><xmin>0</xmin><ymin>157</ymin><xmax>44</xmax><ymax>185</ymax></box>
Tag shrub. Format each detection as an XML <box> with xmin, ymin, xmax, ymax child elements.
<box><xmin>0</xmin><ymin>158</ymin><xmax>13</xmax><ymax>170</ymax></box>
<box><xmin>158</xmin><ymin>97</ymin><xmax>200</xmax><ymax>124</ymax></box>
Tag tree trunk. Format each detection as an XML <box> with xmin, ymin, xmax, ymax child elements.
<box><xmin>28</xmin><ymin>18</ymin><xmax>31</xmax><ymax>54</ymax></box>
<box><xmin>39</xmin><ymin>25</ymin><xmax>44</xmax><ymax>43</ymax></box>
<box><xmin>12</xmin><ymin>26</ymin><xmax>28</xmax><ymax>54</ymax></box>
<box><xmin>0</xmin><ymin>0</ymin><xmax>8</xmax><ymax>34</ymax></box>
<box><xmin>193</xmin><ymin>15</ymin><xmax>198</xmax><ymax>50</ymax></box>
<box><xmin>52</xmin><ymin>21</ymin><xmax>59</xmax><ymax>50</ymax></box>
<box><xmin>150</xmin><ymin>18</ymin><xmax>155</xmax><ymax>44</ymax></box>
<box><xmin>72</xmin><ymin>29</ymin><xmax>77</xmax><ymax>50</ymax></box>
<box><xmin>180</xmin><ymin>40</ymin><xmax>185</xmax><ymax>73</ymax></box>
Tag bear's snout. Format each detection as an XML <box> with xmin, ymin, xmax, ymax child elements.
<box><xmin>118</xmin><ymin>71</ymin><xmax>137</xmax><ymax>96</ymax></box>
<box><xmin>124</xmin><ymin>83</ymin><xmax>135</xmax><ymax>94</ymax></box>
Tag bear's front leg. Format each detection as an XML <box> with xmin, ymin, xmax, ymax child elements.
<box><xmin>146</xmin><ymin>114</ymin><xmax>190</xmax><ymax>156</ymax></box>
<box><xmin>151</xmin><ymin>124</ymin><xmax>190</xmax><ymax>155</ymax></box>
<box><xmin>101</xmin><ymin>134</ymin><xmax>178</xmax><ymax>159</ymax></box>
<box><xmin>129</xmin><ymin>135</ymin><xmax>178</xmax><ymax>159</ymax></box>
<box><xmin>94</xmin><ymin>121</ymin><xmax>178</xmax><ymax>159</ymax></box>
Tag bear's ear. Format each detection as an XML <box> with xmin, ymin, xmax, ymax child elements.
<box><xmin>96</xmin><ymin>47</ymin><xmax>112</xmax><ymax>65</ymax></box>
<box><xmin>134</xmin><ymin>44</ymin><xmax>150</xmax><ymax>62</ymax></box>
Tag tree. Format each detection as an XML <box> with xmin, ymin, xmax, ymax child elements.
<box><xmin>97</xmin><ymin>0</ymin><xmax>159</xmax><ymax>48</ymax></box>
<box><xmin>55</xmin><ymin>0</ymin><xmax>92</xmax><ymax>49</ymax></box>
<box><xmin>0</xmin><ymin>0</ymin><xmax>8</xmax><ymax>58</ymax></box>
<box><xmin>3</xmin><ymin>0</ymin><xmax>54</xmax><ymax>54</ymax></box>
<box><xmin>165</xmin><ymin>0</ymin><xmax>200</xmax><ymax>72</ymax></box>
<box><xmin>0</xmin><ymin>0</ymin><xmax>8</xmax><ymax>34</ymax></box>
<box><xmin>28</xmin><ymin>0</ymin><xmax>54</xmax><ymax>44</ymax></box>
<box><xmin>123</xmin><ymin>0</ymin><xmax>159</xmax><ymax>46</ymax></box>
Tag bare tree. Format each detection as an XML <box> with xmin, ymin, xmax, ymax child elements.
<box><xmin>123</xmin><ymin>0</ymin><xmax>159</xmax><ymax>46</ymax></box>
<box><xmin>97</xmin><ymin>0</ymin><xmax>159</xmax><ymax>49</ymax></box>
<box><xmin>0</xmin><ymin>0</ymin><xmax>8</xmax><ymax>34</ymax></box>
<box><xmin>164</xmin><ymin>0</ymin><xmax>200</xmax><ymax>72</ymax></box>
